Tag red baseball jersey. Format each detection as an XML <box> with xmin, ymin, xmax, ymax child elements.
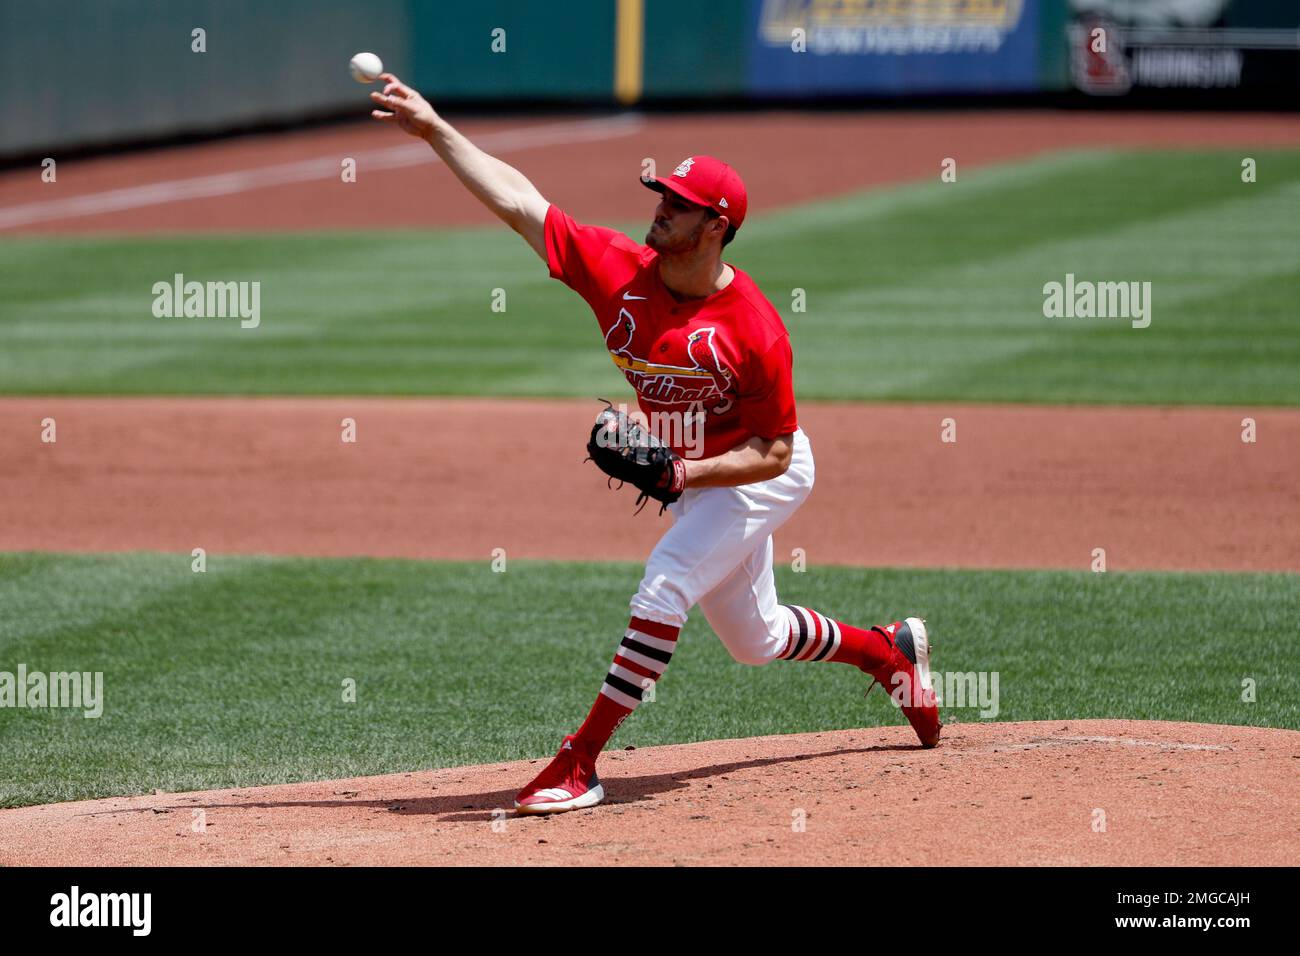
<box><xmin>545</xmin><ymin>204</ymin><xmax>798</xmax><ymax>459</ymax></box>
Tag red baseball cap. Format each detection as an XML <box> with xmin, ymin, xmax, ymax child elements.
<box><xmin>642</xmin><ymin>155</ymin><xmax>748</xmax><ymax>231</ymax></box>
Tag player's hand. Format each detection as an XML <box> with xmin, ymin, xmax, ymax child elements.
<box><xmin>369</xmin><ymin>73</ymin><xmax>438</xmax><ymax>140</ymax></box>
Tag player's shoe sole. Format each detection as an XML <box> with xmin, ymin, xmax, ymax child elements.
<box><xmin>514</xmin><ymin>778</ymin><xmax>605</xmax><ymax>815</ymax></box>
<box><xmin>876</xmin><ymin>616</ymin><xmax>941</xmax><ymax>747</ymax></box>
<box><xmin>895</xmin><ymin>616</ymin><xmax>935</xmax><ymax>699</ymax></box>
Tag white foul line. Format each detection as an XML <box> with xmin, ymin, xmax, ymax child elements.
<box><xmin>0</xmin><ymin>114</ymin><xmax>645</xmax><ymax>230</ymax></box>
<box><xmin>1015</xmin><ymin>736</ymin><xmax>1234</xmax><ymax>752</ymax></box>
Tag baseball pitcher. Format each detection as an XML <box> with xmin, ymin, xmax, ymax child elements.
<box><xmin>371</xmin><ymin>75</ymin><xmax>941</xmax><ymax>814</ymax></box>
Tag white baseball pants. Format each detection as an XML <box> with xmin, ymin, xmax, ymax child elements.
<box><xmin>628</xmin><ymin>427</ymin><xmax>815</xmax><ymax>665</ymax></box>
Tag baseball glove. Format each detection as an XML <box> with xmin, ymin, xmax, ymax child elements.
<box><xmin>586</xmin><ymin>402</ymin><xmax>686</xmax><ymax>515</ymax></box>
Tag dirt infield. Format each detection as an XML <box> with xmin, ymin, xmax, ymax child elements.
<box><xmin>3</xmin><ymin>397</ymin><xmax>1297</xmax><ymax>571</ymax></box>
<box><xmin>3</xmin><ymin>110</ymin><xmax>1298</xmax><ymax>233</ymax></box>
<box><xmin>1</xmin><ymin>720</ymin><xmax>1293</xmax><ymax>866</ymax></box>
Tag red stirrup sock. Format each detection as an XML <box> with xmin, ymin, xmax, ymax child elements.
<box><xmin>571</xmin><ymin>616</ymin><xmax>681</xmax><ymax>757</ymax></box>
<box><xmin>777</xmin><ymin>604</ymin><xmax>893</xmax><ymax>672</ymax></box>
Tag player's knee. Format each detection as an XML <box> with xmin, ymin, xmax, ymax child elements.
<box><xmin>722</xmin><ymin>636</ymin><xmax>782</xmax><ymax>667</ymax></box>
<box><xmin>713</xmin><ymin>614</ymin><xmax>788</xmax><ymax>667</ymax></box>
<box><xmin>629</xmin><ymin>574</ymin><xmax>690</xmax><ymax>627</ymax></box>
<box><xmin>729</xmin><ymin>648</ymin><xmax>775</xmax><ymax>667</ymax></box>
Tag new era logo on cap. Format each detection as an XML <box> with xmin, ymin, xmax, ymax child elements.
<box><xmin>643</xmin><ymin>155</ymin><xmax>748</xmax><ymax>230</ymax></box>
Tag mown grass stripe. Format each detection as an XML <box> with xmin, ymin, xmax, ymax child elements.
<box><xmin>0</xmin><ymin>551</ymin><xmax>1294</xmax><ymax>808</ymax></box>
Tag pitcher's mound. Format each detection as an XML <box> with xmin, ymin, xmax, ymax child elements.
<box><xmin>2</xmin><ymin>720</ymin><xmax>1294</xmax><ymax>866</ymax></box>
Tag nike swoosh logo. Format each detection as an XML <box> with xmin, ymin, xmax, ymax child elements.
<box><xmin>623</xmin><ymin>292</ymin><xmax>647</xmax><ymax>300</ymax></box>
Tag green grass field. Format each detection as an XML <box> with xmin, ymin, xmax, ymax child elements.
<box><xmin>2</xmin><ymin>146</ymin><xmax>1297</xmax><ymax>810</ymax></box>
<box><xmin>2</xmin><ymin>148</ymin><xmax>1298</xmax><ymax>403</ymax></box>
<box><xmin>1</xmin><ymin>551</ymin><xmax>1295</xmax><ymax>808</ymax></box>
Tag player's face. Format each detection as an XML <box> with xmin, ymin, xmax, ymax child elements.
<box><xmin>646</xmin><ymin>193</ymin><xmax>712</xmax><ymax>254</ymax></box>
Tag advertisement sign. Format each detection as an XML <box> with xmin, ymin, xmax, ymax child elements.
<box><xmin>747</xmin><ymin>0</ymin><xmax>1045</xmax><ymax>94</ymax></box>
<box><xmin>1069</xmin><ymin>0</ymin><xmax>1300</xmax><ymax>96</ymax></box>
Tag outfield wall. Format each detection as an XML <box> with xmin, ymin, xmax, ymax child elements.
<box><xmin>2</xmin><ymin>0</ymin><xmax>1295</xmax><ymax>160</ymax></box>
<box><xmin>0</xmin><ymin>0</ymin><xmax>411</xmax><ymax>157</ymax></box>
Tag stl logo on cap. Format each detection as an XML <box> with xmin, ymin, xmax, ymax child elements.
<box><xmin>673</xmin><ymin>157</ymin><xmax>695</xmax><ymax>178</ymax></box>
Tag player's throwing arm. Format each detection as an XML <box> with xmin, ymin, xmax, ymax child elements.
<box><xmin>370</xmin><ymin>74</ymin><xmax>548</xmax><ymax>259</ymax></box>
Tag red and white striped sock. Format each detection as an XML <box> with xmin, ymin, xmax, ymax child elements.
<box><xmin>572</xmin><ymin>616</ymin><xmax>680</xmax><ymax>758</ymax></box>
<box><xmin>778</xmin><ymin>604</ymin><xmax>893</xmax><ymax>673</ymax></box>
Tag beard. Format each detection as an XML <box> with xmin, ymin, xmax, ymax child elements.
<box><xmin>645</xmin><ymin>219</ymin><xmax>705</xmax><ymax>255</ymax></box>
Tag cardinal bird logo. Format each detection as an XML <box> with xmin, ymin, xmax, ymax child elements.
<box><xmin>686</xmin><ymin>327</ymin><xmax>733</xmax><ymax>409</ymax></box>
<box><xmin>605</xmin><ymin>308</ymin><xmax>636</xmax><ymax>355</ymax></box>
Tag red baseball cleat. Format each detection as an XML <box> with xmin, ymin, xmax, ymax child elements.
<box><xmin>514</xmin><ymin>734</ymin><xmax>605</xmax><ymax>814</ymax></box>
<box><xmin>870</xmin><ymin>617</ymin><xmax>942</xmax><ymax>748</ymax></box>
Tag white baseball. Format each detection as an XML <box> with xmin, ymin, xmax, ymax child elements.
<box><xmin>349</xmin><ymin>52</ymin><xmax>384</xmax><ymax>84</ymax></box>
